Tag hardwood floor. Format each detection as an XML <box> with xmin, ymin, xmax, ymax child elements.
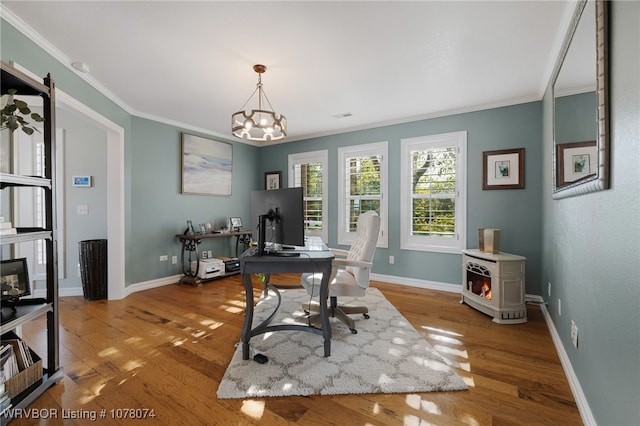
<box><xmin>12</xmin><ymin>274</ymin><xmax>582</xmax><ymax>425</ymax></box>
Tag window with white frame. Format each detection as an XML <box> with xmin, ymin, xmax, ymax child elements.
<box><xmin>14</xmin><ymin>128</ymin><xmax>66</xmax><ymax>280</ymax></box>
<box><xmin>400</xmin><ymin>131</ymin><xmax>466</xmax><ymax>253</ymax></box>
<box><xmin>288</xmin><ymin>150</ymin><xmax>328</xmax><ymax>242</ymax></box>
<box><xmin>337</xmin><ymin>141</ymin><xmax>387</xmax><ymax>247</ymax></box>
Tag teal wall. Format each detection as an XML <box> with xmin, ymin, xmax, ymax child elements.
<box><xmin>57</xmin><ymin>108</ymin><xmax>108</xmax><ymax>290</ymax></box>
<box><xmin>260</xmin><ymin>103</ymin><xmax>543</xmax><ymax>290</ymax></box>
<box><xmin>541</xmin><ymin>2</ymin><xmax>640</xmax><ymax>424</ymax></box>
<box><xmin>554</xmin><ymin>91</ymin><xmax>597</xmax><ymax>144</ymax></box>
<box><xmin>129</xmin><ymin>118</ymin><xmax>259</xmax><ymax>283</ymax></box>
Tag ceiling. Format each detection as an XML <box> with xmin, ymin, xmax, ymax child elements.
<box><xmin>2</xmin><ymin>1</ymin><xmax>572</xmax><ymax>144</ymax></box>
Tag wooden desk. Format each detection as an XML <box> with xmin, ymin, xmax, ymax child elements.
<box><xmin>175</xmin><ymin>230</ymin><xmax>251</xmax><ymax>286</ymax></box>
<box><xmin>239</xmin><ymin>248</ymin><xmax>334</xmax><ymax>360</ymax></box>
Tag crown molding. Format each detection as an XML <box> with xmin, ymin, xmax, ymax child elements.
<box><xmin>1</xmin><ymin>4</ymin><xmax>136</xmax><ymax>116</ymax></box>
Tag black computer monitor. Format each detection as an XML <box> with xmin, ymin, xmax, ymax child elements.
<box><xmin>1</xmin><ymin>257</ymin><xmax>31</xmax><ymax>310</ymax></box>
<box><xmin>251</xmin><ymin>187</ymin><xmax>305</xmax><ymax>255</ymax></box>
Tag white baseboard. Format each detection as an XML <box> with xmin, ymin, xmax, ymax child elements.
<box><xmin>123</xmin><ymin>274</ymin><xmax>183</xmax><ymax>298</ymax></box>
<box><xmin>44</xmin><ymin>274</ymin><xmax>183</xmax><ymax>299</ymax></box>
<box><xmin>540</xmin><ymin>304</ymin><xmax>596</xmax><ymax>425</ymax></box>
<box><xmin>370</xmin><ymin>272</ymin><xmax>461</xmax><ymax>293</ymax></box>
<box><xmin>370</xmin><ymin>273</ymin><xmax>542</xmax><ymax>303</ymax></box>
<box><xmin>34</xmin><ymin>287</ymin><xmax>84</xmax><ymax>298</ymax></box>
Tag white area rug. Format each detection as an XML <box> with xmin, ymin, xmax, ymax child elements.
<box><xmin>217</xmin><ymin>288</ymin><xmax>468</xmax><ymax>398</ymax></box>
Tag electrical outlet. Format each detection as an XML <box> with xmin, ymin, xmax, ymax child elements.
<box><xmin>171</xmin><ymin>255</ymin><xmax>177</xmax><ymax>264</ymax></box>
<box><xmin>208</xmin><ymin>250</ymin><xmax>213</xmax><ymax>258</ymax></box>
<box><xmin>558</xmin><ymin>299</ymin><xmax>562</xmax><ymax>316</ymax></box>
<box><xmin>548</xmin><ymin>282</ymin><xmax>551</xmax><ymax>298</ymax></box>
<box><xmin>202</xmin><ymin>251</ymin><xmax>208</xmax><ymax>259</ymax></box>
<box><xmin>571</xmin><ymin>320</ymin><xmax>579</xmax><ymax>348</ymax></box>
<box><xmin>389</xmin><ymin>255</ymin><xmax>395</xmax><ymax>265</ymax></box>
<box><xmin>159</xmin><ymin>255</ymin><xmax>168</xmax><ymax>262</ymax></box>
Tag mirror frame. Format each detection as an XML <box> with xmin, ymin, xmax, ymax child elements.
<box><xmin>552</xmin><ymin>0</ymin><xmax>609</xmax><ymax>199</ymax></box>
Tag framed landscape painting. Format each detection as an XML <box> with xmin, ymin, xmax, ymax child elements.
<box><xmin>181</xmin><ymin>133</ymin><xmax>232</xmax><ymax>195</ymax></box>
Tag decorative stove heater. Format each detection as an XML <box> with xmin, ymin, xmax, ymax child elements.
<box><xmin>461</xmin><ymin>249</ymin><xmax>527</xmax><ymax>324</ymax></box>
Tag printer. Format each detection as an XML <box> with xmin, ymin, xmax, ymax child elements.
<box><xmin>217</xmin><ymin>256</ymin><xmax>240</xmax><ymax>273</ymax></box>
<box><xmin>191</xmin><ymin>258</ymin><xmax>224</xmax><ymax>280</ymax></box>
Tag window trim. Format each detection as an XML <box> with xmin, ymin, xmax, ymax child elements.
<box><xmin>288</xmin><ymin>150</ymin><xmax>328</xmax><ymax>243</ymax></box>
<box><xmin>400</xmin><ymin>131</ymin><xmax>467</xmax><ymax>253</ymax></box>
<box><xmin>337</xmin><ymin>141</ymin><xmax>388</xmax><ymax>248</ymax></box>
<box><xmin>13</xmin><ymin>128</ymin><xmax>66</xmax><ymax>280</ymax></box>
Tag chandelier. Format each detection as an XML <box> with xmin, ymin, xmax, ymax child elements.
<box><xmin>231</xmin><ymin>64</ymin><xmax>287</xmax><ymax>142</ymax></box>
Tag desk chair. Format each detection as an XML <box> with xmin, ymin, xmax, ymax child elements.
<box><xmin>301</xmin><ymin>211</ymin><xmax>380</xmax><ymax>334</ymax></box>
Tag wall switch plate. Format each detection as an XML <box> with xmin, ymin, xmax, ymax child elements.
<box><xmin>548</xmin><ymin>282</ymin><xmax>551</xmax><ymax>298</ymax></box>
<box><xmin>171</xmin><ymin>256</ymin><xmax>177</xmax><ymax>264</ymax></box>
<box><xmin>389</xmin><ymin>256</ymin><xmax>395</xmax><ymax>264</ymax></box>
<box><xmin>77</xmin><ymin>204</ymin><xmax>88</xmax><ymax>215</ymax></box>
<box><xmin>571</xmin><ymin>320</ymin><xmax>579</xmax><ymax>348</ymax></box>
<box><xmin>159</xmin><ymin>255</ymin><xmax>168</xmax><ymax>262</ymax></box>
<box><xmin>558</xmin><ymin>299</ymin><xmax>562</xmax><ymax>316</ymax></box>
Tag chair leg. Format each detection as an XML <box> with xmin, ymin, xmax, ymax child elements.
<box><xmin>338</xmin><ymin>305</ymin><xmax>369</xmax><ymax>316</ymax></box>
<box><xmin>302</xmin><ymin>302</ymin><xmax>320</xmax><ymax>313</ymax></box>
<box><xmin>332</xmin><ymin>307</ymin><xmax>357</xmax><ymax>333</ymax></box>
<box><xmin>331</xmin><ymin>296</ymin><xmax>369</xmax><ymax>333</ymax></box>
<box><xmin>302</xmin><ymin>297</ymin><xmax>369</xmax><ymax>334</ymax></box>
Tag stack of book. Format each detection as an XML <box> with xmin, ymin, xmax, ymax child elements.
<box><xmin>1</xmin><ymin>339</ymin><xmax>35</xmax><ymax>376</ymax></box>
<box><xmin>0</xmin><ymin>216</ymin><xmax>17</xmax><ymax>236</ymax></box>
<box><xmin>0</xmin><ymin>338</ymin><xmax>41</xmax><ymax>398</ymax></box>
<box><xmin>0</xmin><ymin>371</ymin><xmax>11</xmax><ymax>414</ymax></box>
<box><xmin>0</xmin><ymin>345</ymin><xmax>15</xmax><ymax>413</ymax></box>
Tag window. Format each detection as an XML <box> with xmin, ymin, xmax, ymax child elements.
<box><xmin>288</xmin><ymin>150</ymin><xmax>328</xmax><ymax>242</ymax></box>
<box><xmin>14</xmin><ymin>129</ymin><xmax>66</xmax><ymax>279</ymax></box>
<box><xmin>401</xmin><ymin>131</ymin><xmax>466</xmax><ymax>253</ymax></box>
<box><xmin>337</xmin><ymin>142</ymin><xmax>387</xmax><ymax>247</ymax></box>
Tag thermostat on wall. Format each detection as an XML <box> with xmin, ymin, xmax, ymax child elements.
<box><xmin>73</xmin><ymin>176</ymin><xmax>92</xmax><ymax>187</ymax></box>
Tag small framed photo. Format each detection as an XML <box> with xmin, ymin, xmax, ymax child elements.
<box><xmin>72</xmin><ymin>176</ymin><xmax>92</xmax><ymax>187</ymax></box>
<box><xmin>556</xmin><ymin>141</ymin><xmax>597</xmax><ymax>187</ymax></box>
<box><xmin>264</xmin><ymin>171</ymin><xmax>281</xmax><ymax>190</ymax></box>
<box><xmin>482</xmin><ymin>148</ymin><xmax>525</xmax><ymax>190</ymax></box>
<box><xmin>230</xmin><ymin>217</ymin><xmax>242</xmax><ymax>230</ymax></box>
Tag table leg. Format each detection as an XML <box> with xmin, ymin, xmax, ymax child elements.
<box><xmin>318</xmin><ymin>261</ymin><xmax>332</xmax><ymax>357</ymax></box>
<box><xmin>241</xmin><ymin>272</ymin><xmax>254</xmax><ymax>360</ymax></box>
<box><xmin>262</xmin><ymin>273</ymin><xmax>271</xmax><ymax>296</ymax></box>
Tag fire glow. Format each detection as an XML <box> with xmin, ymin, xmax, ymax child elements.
<box><xmin>469</xmin><ymin>280</ymin><xmax>492</xmax><ymax>300</ymax></box>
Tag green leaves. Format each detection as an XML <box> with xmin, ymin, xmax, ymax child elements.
<box><xmin>1</xmin><ymin>89</ymin><xmax>44</xmax><ymax>134</ymax></box>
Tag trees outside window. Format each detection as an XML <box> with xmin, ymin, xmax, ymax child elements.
<box><xmin>401</xmin><ymin>132</ymin><xmax>466</xmax><ymax>253</ymax></box>
<box><xmin>288</xmin><ymin>150</ymin><xmax>328</xmax><ymax>242</ymax></box>
<box><xmin>338</xmin><ymin>142</ymin><xmax>387</xmax><ymax>247</ymax></box>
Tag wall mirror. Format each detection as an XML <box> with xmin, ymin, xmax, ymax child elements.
<box><xmin>552</xmin><ymin>0</ymin><xmax>609</xmax><ymax>199</ymax></box>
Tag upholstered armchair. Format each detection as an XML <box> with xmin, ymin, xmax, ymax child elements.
<box><xmin>300</xmin><ymin>210</ymin><xmax>380</xmax><ymax>333</ymax></box>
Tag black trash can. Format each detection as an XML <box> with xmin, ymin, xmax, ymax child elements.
<box><xmin>78</xmin><ymin>239</ymin><xmax>108</xmax><ymax>300</ymax></box>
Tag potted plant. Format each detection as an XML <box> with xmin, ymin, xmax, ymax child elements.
<box><xmin>1</xmin><ymin>89</ymin><xmax>44</xmax><ymax>134</ymax></box>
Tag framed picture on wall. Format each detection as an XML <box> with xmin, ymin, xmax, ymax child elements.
<box><xmin>482</xmin><ymin>148</ymin><xmax>525</xmax><ymax>189</ymax></box>
<box><xmin>556</xmin><ymin>140</ymin><xmax>597</xmax><ymax>187</ymax></box>
<box><xmin>181</xmin><ymin>133</ymin><xmax>232</xmax><ymax>195</ymax></box>
<box><xmin>264</xmin><ymin>171</ymin><xmax>281</xmax><ymax>190</ymax></box>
